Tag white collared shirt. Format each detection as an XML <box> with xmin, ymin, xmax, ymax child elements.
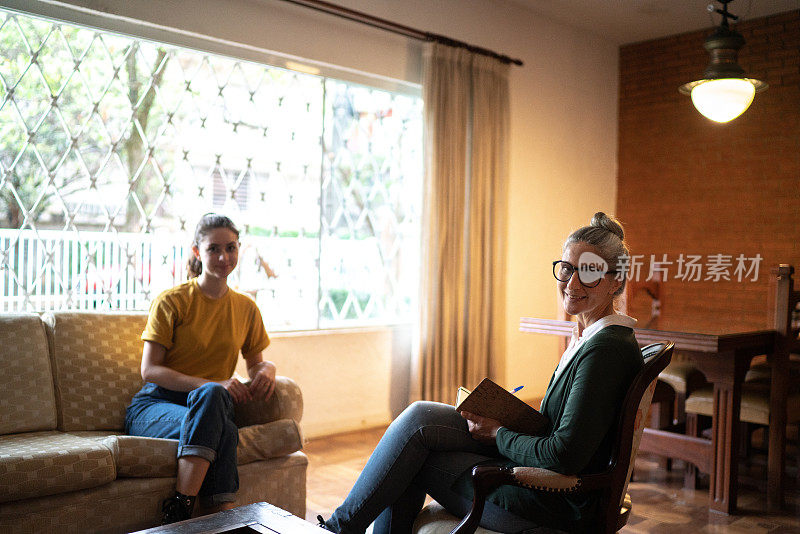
<box><xmin>552</xmin><ymin>313</ymin><xmax>637</xmax><ymax>383</ymax></box>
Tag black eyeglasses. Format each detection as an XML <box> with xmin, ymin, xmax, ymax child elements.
<box><xmin>552</xmin><ymin>260</ymin><xmax>618</xmax><ymax>288</ymax></box>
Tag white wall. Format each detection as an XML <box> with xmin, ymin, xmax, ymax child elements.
<box><xmin>235</xmin><ymin>326</ymin><xmax>412</xmax><ymax>438</ymax></box>
<box><xmin>13</xmin><ymin>0</ymin><xmax>619</xmax><ymax>432</ymax></box>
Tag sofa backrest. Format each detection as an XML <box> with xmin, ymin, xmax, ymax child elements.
<box><xmin>43</xmin><ymin>312</ymin><xmax>148</xmax><ymax>431</ymax></box>
<box><xmin>0</xmin><ymin>314</ymin><xmax>58</xmax><ymax>435</ymax></box>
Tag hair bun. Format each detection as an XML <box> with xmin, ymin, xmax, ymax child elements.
<box><xmin>590</xmin><ymin>212</ymin><xmax>624</xmax><ymax>240</ymax></box>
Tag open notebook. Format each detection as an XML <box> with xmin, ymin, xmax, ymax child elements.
<box><xmin>456</xmin><ymin>378</ymin><xmax>549</xmax><ymax>435</ymax></box>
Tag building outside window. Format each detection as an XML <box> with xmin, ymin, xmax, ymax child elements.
<box><xmin>0</xmin><ymin>8</ymin><xmax>423</xmax><ymax>331</ymax></box>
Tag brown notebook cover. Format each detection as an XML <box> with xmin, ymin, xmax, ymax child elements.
<box><xmin>456</xmin><ymin>377</ymin><xmax>549</xmax><ymax>436</ymax></box>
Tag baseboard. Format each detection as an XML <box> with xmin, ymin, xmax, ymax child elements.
<box><xmin>302</xmin><ymin>411</ymin><xmax>391</xmax><ymax>439</ymax></box>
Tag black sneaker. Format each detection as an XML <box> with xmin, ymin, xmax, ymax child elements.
<box><xmin>317</xmin><ymin>515</ymin><xmax>332</xmax><ymax>531</ymax></box>
<box><xmin>161</xmin><ymin>493</ymin><xmax>194</xmax><ymax>525</ymax></box>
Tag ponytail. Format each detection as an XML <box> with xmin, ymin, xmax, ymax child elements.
<box><xmin>187</xmin><ymin>256</ymin><xmax>203</xmax><ymax>279</ymax></box>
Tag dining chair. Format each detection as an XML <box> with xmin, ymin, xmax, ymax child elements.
<box><xmin>620</xmin><ymin>279</ymin><xmax>701</xmax><ymax>471</ymax></box>
<box><xmin>741</xmin><ymin>354</ymin><xmax>800</xmax><ymax>453</ymax></box>
<box><xmin>413</xmin><ymin>342</ymin><xmax>674</xmax><ymax>534</ymax></box>
<box><xmin>684</xmin><ymin>265</ymin><xmax>800</xmax><ymax>503</ymax></box>
<box><xmin>744</xmin><ymin>354</ymin><xmax>800</xmax><ymax>384</ymax></box>
<box><xmin>646</xmin><ymin>361</ymin><xmax>707</xmax><ymax>471</ymax></box>
<box><xmin>683</xmin><ymin>381</ymin><xmax>800</xmax><ymax>487</ymax></box>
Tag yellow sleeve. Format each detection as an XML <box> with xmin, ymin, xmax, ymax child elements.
<box><xmin>241</xmin><ymin>300</ymin><xmax>270</xmax><ymax>358</ymax></box>
<box><xmin>141</xmin><ymin>291</ymin><xmax>179</xmax><ymax>350</ymax></box>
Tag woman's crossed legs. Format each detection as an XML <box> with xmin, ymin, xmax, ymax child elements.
<box><xmin>325</xmin><ymin>401</ymin><xmax>542</xmax><ymax>534</ymax></box>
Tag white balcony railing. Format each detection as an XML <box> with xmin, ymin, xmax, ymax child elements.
<box><xmin>0</xmin><ymin>229</ymin><xmax>185</xmax><ymax>312</ymax></box>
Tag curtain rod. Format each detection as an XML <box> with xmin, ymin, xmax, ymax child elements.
<box><xmin>278</xmin><ymin>0</ymin><xmax>524</xmax><ymax>66</ymax></box>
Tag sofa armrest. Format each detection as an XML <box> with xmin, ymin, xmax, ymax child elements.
<box><xmin>234</xmin><ymin>376</ymin><xmax>303</xmax><ymax>428</ymax></box>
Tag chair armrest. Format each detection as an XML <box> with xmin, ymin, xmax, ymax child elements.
<box><xmin>233</xmin><ymin>375</ymin><xmax>304</xmax><ymax>428</ymax></box>
<box><xmin>449</xmin><ymin>466</ymin><xmax>586</xmax><ymax>534</ymax></box>
<box><xmin>450</xmin><ymin>466</ymin><xmax>515</xmax><ymax>534</ymax></box>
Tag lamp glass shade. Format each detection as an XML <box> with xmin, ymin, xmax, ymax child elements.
<box><xmin>690</xmin><ymin>78</ymin><xmax>756</xmax><ymax>123</ymax></box>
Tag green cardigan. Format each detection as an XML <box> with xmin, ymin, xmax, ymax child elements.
<box><xmin>489</xmin><ymin>325</ymin><xmax>643</xmax><ymax>532</ymax></box>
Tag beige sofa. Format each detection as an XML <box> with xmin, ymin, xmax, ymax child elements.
<box><xmin>0</xmin><ymin>312</ymin><xmax>307</xmax><ymax>533</ymax></box>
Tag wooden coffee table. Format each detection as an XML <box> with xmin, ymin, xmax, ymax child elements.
<box><xmin>132</xmin><ymin>502</ymin><xmax>323</xmax><ymax>534</ymax></box>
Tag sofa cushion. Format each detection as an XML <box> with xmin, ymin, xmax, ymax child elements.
<box><xmin>0</xmin><ymin>314</ymin><xmax>57</xmax><ymax>435</ymax></box>
<box><xmin>86</xmin><ymin>418</ymin><xmax>303</xmax><ymax>478</ymax></box>
<box><xmin>101</xmin><ymin>434</ymin><xmax>178</xmax><ymax>478</ymax></box>
<box><xmin>0</xmin><ymin>431</ymin><xmax>115</xmax><ymax>503</ymax></box>
<box><xmin>43</xmin><ymin>312</ymin><xmax>148</xmax><ymax>431</ymax></box>
<box><xmin>67</xmin><ymin>418</ymin><xmax>303</xmax><ymax>478</ymax></box>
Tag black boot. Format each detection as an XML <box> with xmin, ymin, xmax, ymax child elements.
<box><xmin>161</xmin><ymin>492</ymin><xmax>195</xmax><ymax>525</ymax></box>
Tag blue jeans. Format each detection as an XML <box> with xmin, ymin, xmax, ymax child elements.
<box><xmin>325</xmin><ymin>401</ymin><xmax>547</xmax><ymax>534</ymax></box>
<box><xmin>124</xmin><ymin>382</ymin><xmax>239</xmax><ymax>506</ymax></box>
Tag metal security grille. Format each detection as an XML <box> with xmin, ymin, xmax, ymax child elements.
<box><xmin>0</xmin><ymin>9</ymin><xmax>422</xmax><ymax>330</ymax></box>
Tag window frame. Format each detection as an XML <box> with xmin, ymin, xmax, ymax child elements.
<box><xmin>0</xmin><ymin>0</ymin><xmax>424</xmax><ymax>332</ymax></box>
<box><xmin>3</xmin><ymin>0</ymin><xmax>422</xmax><ymax>98</ymax></box>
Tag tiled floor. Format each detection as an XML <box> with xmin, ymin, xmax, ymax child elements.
<box><xmin>304</xmin><ymin>426</ymin><xmax>800</xmax><ymax>532</ymax></box>
<box><xmin>623</xmin><ymin>455</ymin><xmax>800</xmax><ymax>533</ymax></box>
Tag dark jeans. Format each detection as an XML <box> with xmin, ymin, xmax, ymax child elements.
<box><xmin>125</xmin><ymin>382</ymin><xmax>239</xmax><ymax>506</ymax></box>
<box><xmin>325</xmin><ymin>401</ymin><xmax>548</xmax><ymax>534</ymax></box>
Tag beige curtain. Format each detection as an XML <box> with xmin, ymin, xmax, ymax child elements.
<box><xmin>417</xmin><ymin>43</ymin><xmax>510</xmax><ymax>403</ymax></box>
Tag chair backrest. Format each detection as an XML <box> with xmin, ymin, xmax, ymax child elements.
<box><xmin>772</xmin><ymin>265</ymin><xmax>800</xmax><ymax>352</ymax></box>
<box><xmin>597</xmin><ymin>341</ymin><xmax>674</xmax><ymax>531</ymax></box>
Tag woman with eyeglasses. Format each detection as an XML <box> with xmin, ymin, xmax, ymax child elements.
<box><xmin>319</xmin><ymin>212</ymin><xmax>643</xmax><ymax>534</ymax></box>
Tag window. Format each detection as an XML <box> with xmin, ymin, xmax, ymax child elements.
<box><xmin>0</xmin><ymin>8</ymin><xmax>423</xmax><ymax>330</ymax></box>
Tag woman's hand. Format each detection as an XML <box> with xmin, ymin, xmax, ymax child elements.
<box><xmin>219</xmin><ymin>377</ymin><xmax>252</xmax><ymax>404</ymax></box>
<box><xmin>461</xmin><ymin>411</ymin><xmax>502</xmax><ymax>444</ymax></box>
<box><xmin>247</xmin><ymin>360</ymin><xmax>277</xmax><ymax>402</ymax></box>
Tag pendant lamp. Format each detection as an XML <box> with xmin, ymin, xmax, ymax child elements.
<box><xmin>679</xmin><ymin>0</ymin><xmax>767</xmax><ymax>123</ymax></box>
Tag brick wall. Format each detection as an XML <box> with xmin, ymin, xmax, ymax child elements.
<box><xmin>616</xmin><ymin>10</ymin><xmax>800</xmax><ymax>332</ymax></box>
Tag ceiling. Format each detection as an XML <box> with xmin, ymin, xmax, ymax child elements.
<box><xmin>512</xmin><ymin>0</ymin><xmax>800</xmax><ymax>45</ymax></box>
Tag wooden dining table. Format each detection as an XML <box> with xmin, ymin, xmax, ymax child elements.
<box><xmin>519</xmin><ymin>316</ymin><xmax>780</xmax><ymax>515</ymax></box>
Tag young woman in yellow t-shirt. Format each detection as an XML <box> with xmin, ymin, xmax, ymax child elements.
<box><xmin>125</xmin><ymin>214</ymin><xmax>276</xmax><ymax>524</ymax></box>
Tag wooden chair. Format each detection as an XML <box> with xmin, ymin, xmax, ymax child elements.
<box><xmin>646</xmin><ymin>362</ymin><xmax>706</xmax><ymax>471</ymax></box>
<box><xmin>620</xmin><ymin>278</ymin><xmax>697</xmax><ymax>433</ymax></box>
<box><xmin>684</xmin><ymin>265</ymin><xmax>800</xmax><ymax>508</ymax></box>
<box><xmin>621</xmin><ymin>277</ymin><xmax>706</xmax><ymax>470</ymax></box>
<box><xmin>414</xmin><ymin>342</ymin><xmax>673</xmax><ymax>534</ymax></box>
